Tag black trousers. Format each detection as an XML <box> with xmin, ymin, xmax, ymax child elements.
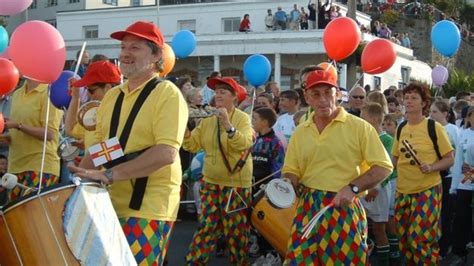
<box><xmin>452</xmin><ymin>189</ymin><xmax>473</xmax><ymax>257</ymax></box>
<box><xmin>439</xmin><ymin>178</ymin><xmax>455</xmax><ymax>256</ymax></box>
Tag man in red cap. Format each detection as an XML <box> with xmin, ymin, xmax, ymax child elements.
<box><xmin>282</xmin><ymin>70</ymin><xmax>393</xmax><ymax>264</ymax></box>
<box><xmin>65</xmin><ymin>60</ymin><xmax>122</xmax><ymax>151</ymax></box>
<box><xmin>183</xmin><ymin>76</ymin><xmax>253</xmax><ymax>265</ymax></box>
<box><xmin>70</xmin><ymin>21</ymin><xmax>188</xmax><ymax>265</ymax></box>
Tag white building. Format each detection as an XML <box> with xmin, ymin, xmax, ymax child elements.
<box><xmin>4</xmin><ymin>0</ymin><xmax>155</xmax><ymax>33</ymax></box>
<box><xmin>57</xmin><ymin>0</ymin><xmax>432</xmax><ymax>90</ymax></box>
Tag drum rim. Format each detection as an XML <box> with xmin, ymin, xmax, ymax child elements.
<box><xmin>0</xmin><ymin>182</ymin><xmax>101</xmax><ymax>213</ymax></box>
<box><xmin>77</xmin><ymin>100</ymin><xmax>100</xmax><ymax>130</ymax></box>
<box><xmin>265</xmin><ymin>179</ymin><xmax>296</xmax><ymax>209</ymax></box>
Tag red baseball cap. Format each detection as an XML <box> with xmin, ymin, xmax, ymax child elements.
<box><xmin>71</xmin><ymin>61</ymin><xmax>121</xmax><ymax>88</ymax></box>
<box><xmin>207</xmin><ymin>77</ymin><xmax>247</xmax><ymax>104</ymax></box>
<box><xmin>110</xmin><ymin>21</ymin><xmax>164</xmax><ymax>48</ymax></box>
<box><xmin>305</xmin><ymin>70</ymin><xmax>338</xmax><ymax>90</ymax></box>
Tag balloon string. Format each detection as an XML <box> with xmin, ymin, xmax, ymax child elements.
<box><xmin>74</xmin><ymin>42</ymin><xmax>87</xmax><ymax>77</ymax></box>
<box><xmin>349</xmin><ymin>74</ymin><xmax>364</xmax><ymax>92</ymax></box>
<box><xmin>37</xmin><ymin>86</ymin><xmax>52</xmax><ymax>194</ymax></box>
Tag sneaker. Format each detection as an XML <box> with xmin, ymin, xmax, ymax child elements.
<box><xmin>466</xmin><ymin>241</ymin><xmax>474</xmax><ymax>249</ymax></box>
<box><xmin>263</xmin><ymin>252</ymin><xmax>282</xmax><ymax>266</ymax></box>
<box><xmin>251</xmin><ymin>255</ymin><xmax>266</xmax><ymax>266</ymax></box>
<box><xmin>367</xmin><ymin>239</ymin><xmax>375</xmax><ymax>257</ymax></box>
<box><xmin>449</xmin><ymin>254</ymin><xmax>467</xmax><ymax>266</ymax></box>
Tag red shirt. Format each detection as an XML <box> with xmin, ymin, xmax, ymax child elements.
<box><xmin>239</xmin><ymin>18</ymin><xmax>250</xmax><ymax>31</ymax></box>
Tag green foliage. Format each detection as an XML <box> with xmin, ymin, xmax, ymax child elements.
<box><xmin>443</xmin><ymin>70</ymin><xmax>474</xmax><ymax>97</ymax></box>
<box><xmin>380</xmin><ymin>9</ymin><xmax>400</xmax><ymax>27</ymax></box>
<box><xmin>460</xmin><ymin>3</ymin><xmax>474</xmax><ymax>30</ymax></box>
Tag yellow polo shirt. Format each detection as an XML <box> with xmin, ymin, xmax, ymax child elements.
<box><xmin>392</xmin><ymin>118</ymin><xmax>453</xmax><ymax>194</ymax></box>
<box><xmin>183</xmin><ymin>108</ymin><xmax>253</xmax><ymax>188</ymax></box>
<box><xmin>283</xmin><ymin>108</ymin><xmax>393</xmax><ymax>192</ymax></box>
<box><xmin>8</xmin><ymin>83</ymin><xmax>63</xmax><ymax>176</ymax></box>
<box><xmin>70</xmin><ymin>123</ymin><xmax>95</xmax><ymax>151</ymax></box>
<box><xmin>94</xmin><ymin>76</ymin><xmax>188</xmax><ymax>221</ymax></box>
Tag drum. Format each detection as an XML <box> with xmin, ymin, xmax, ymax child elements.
<box><xmin>251</xmin><ymin>179</ymin><xmax>298</xmax><ymax>257</ymax></box>
<box><xmin>58</xmin><ymin>137</ymin><xmax>81</xmax><ymax>162</ymax></box>
<box><xmin>77</xmin><ymin>101</ymin><xmax>100</xmax><ymax>131</ymax></box>
<box><xmin>0</xmin><ymin>182</ymin><xmax>135</xmax><ymax>266</ymax></box>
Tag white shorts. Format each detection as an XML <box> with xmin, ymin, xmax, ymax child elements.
<box><xmin>388</xmin><ymin>178</ymin><xmax>397</xmax><ymax>216</ymax></box>
<box><xmin>361</xmin><ymin>183</ymin><xmax>391</xmax><ymax>223</ymax></box>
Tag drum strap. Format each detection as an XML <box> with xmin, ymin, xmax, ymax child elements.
<box><xmin>216</xmin><ymin>119</ymin><xmax>252</xmax><ymax>174</ymax></box>
<box><xmin>104</xmin><ymin>77</ymin><xmax>161</xmax><ymax>210</ymax></box>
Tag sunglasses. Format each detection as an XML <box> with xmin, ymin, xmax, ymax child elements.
<box><xmin>351</xmin><ymin>95</ymin><xmax>365</xmax><ymax>100</ymax></box>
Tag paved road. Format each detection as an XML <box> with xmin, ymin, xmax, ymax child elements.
<box><xmin>167</xmin><ymin>211</ymin><xmax>474</xmax><ymax>266</ymax></box>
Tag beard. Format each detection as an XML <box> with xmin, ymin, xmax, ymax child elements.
<box><xmin>119</xmin><ymin>60</ymin><xmax>155</xmax><ymax>79</ymax></box>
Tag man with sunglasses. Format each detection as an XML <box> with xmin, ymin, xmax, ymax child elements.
<box><xmin>348</xmin><ymin>85</ymin><xmax>366</xmax><ymax>117</ymax></box>
<box><xmin>283</xmin><ymin>69</ymin><xmax>393</xmax><ymax>265</ymax></box>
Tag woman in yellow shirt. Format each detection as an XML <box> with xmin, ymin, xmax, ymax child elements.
<box><xmin>184</xmin><ymin>77</ymin><xmax>253</xmax><ymax>265</ymax></box>
<box><xmin>5</xmin><ymin>79</ymin><xmax>63</xmax><ymax>200</ymax></box>
<box><xmin>65</xmin><ymin>60</ymin><xmax>121</xmax><ymax>151</ymax></box>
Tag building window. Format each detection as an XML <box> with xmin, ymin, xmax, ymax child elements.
<box><xmin>83</xmin><ymin>25</ymin><xmax>98</xmax><ymax>39</ymax></box>
<box><xmin>47</xmin><ymin>0</ymin><xmax>58</xmax><ymax>6</ymax></box>
<box><xmin>103</xmin><ymin>0</ymin><xmax>118</xmax><ymax>5</ymax></box>
<box><xmin>131</xmin><ymin>0</ymin><xmax>141</xmax><ymax>6</ymax></box>
<box><xmin>178</xmin><ymin>20</ymin><xmax>196</xmax><ymax>34</ymax></box>
<box><xmin>400</xmin><ymin>66</ymin><xmax>411</xmax><ymax>88</ymax></box>
<box><xmin>373</xmin><ymin>76</ymin><xmax>382</xmax><ymax>90</ymax></box>
<box><xmin>46</xmin><ymin>19</ymin><xmax>57</xmax><ymax>28</ymax></box>
<box><xmin>222</xmin><ymin>17</ymin><xmax>240</xmax><ymax>32</ymax></box>
<box><xmin>70</xmin><ymin>0</ymin><xmax>80</xmax><ymax>3</ymax></box>
<box><xmin>280</xmin><ymin>76</ymin><xmax>291</xmax><ymax>91</ymax></box>
<box><xmin>29</xmin><ymin>0</ymin><xmax>37</xmax><ymax>9</ymax></box>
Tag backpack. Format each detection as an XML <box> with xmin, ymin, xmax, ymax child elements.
<box><xmin>396</xmin><ymin>119</ymin><xmax>448</xmax><ymax>177</ymax></box>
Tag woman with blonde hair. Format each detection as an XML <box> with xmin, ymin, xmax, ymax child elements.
<box><xmin>368</xmin><ymin>90</ymin><xmax>389</xmax><ymax>114</ymax></box>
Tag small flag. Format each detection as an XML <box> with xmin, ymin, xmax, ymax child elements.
<box><xmin>89</xmin><ymin>137</ymin><xmax>124</xmax><ymax>167</ymax></box>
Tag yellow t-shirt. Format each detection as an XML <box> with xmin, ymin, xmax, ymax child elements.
<box><xmin>9</xmin><ymin>83</ymin><xmax>63</xmax><ymax>175</ymax></box>
<box><xmin>283</xmin><ymin>108</ymin><xmax>393</xmax><ymax>192</ymax></box>
<box><xmin>183</xmin><ymin>108</ymin><xmax>253</xmax><ymax>188</ymax></box>
<box><xmin>70</xmin><ymin>123</ymin><xmax>95</xmax><ymax>151</ymax></box>
<box><xmin>392</xmin><ymin>118</ymin><xmax>453</xmax><ymax>194</ymax></box>
<box><xmin>94</xmin><ymin>76</ymin><xmax>188</xmax><ymax>221</ymax></box>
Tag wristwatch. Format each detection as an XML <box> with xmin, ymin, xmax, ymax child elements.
<box><xmin>104</xmin><ymin>169</ymin><xmax>114</xmax><ymax>184</ymax></box>
<box><xmin>17</xmin><ymin>123</ymin><xmax>23</xmax><ymax>130</ymax></box>
<box><xmin>348</xmin><ymin>183</ymin><xmax>360</xmax><ymax>194</ymax></box>
<box><xmin>226</xmin><ymin>126</ymin><xmax>236</xmax><ymax>135</ymax></box>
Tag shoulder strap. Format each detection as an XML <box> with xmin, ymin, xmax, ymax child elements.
<box><xmin>107</xmin><ymin>77</ymin><xmax>161</xmax><ymax>210</ymax></box>
<box><xmin>428</xmin><ymin>118</ymin><xmax>442</xmax><ymax>160</ymax></box>
<box><xmin>396</xmin><ymin>120</ymin><xmax>408</xmax><ymax>141</ymax></box>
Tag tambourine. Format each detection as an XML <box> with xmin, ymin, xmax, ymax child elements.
<box><xmin>77</xmin><ymin>101</ymin><xmax>100</xmax><ymax>131</ymax></box>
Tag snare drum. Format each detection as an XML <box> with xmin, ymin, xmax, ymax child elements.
<box><xmin>77</xmin><ymin>101</ymin><xmax>100</xmax><ymax>131</ymax></box>
<box><xmin>58</xmin><ymin>137</ymin><xmax>81</xmax><ymax>162</ymax></box>
<box><xmin>0</xmin><ymin>182</ymin><xmax>135</xmax><ymax>265</ymax></box>
<box><xmin>251</xmin><ymin>179</ymin><xmax>297</xmax><ymax>257</ymax></box>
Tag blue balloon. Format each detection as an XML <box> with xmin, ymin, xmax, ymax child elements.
<box><xmin>171</xmin><ymin>30</ymin><xmax>196</xmax><ymax>59</ymax></box>
<box><xmin>243</xmin><ymin>54</ymin><xmax>271</xmax><ymax>87</ymax></box>
<box><xmin>0</xmin><ymin>26</ymin><xmax>8</xmax><ymax>53</ymax></box>
<box><xmin>431</xmin><ymin>20</ymin><xmax>461</xmax><ymax>58</ymax></box>
<box><xmin>190</xmin><ymin>151</ymin><xmax>205</xmax><ymax>181</ymax></box>
<box><xmin>50</xmin><ymin>70</ymin><xmax>79</xmax><ymax>109</ymax></box>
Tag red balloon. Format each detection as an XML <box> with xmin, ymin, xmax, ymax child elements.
<box><xmin>323</xmin><ymin>17</ymin><xmax>361</xmax><ymax>61</ymax></box>
<box><xmin>0</xmin><ymin>58</ymin><xmax>19</xmax><ymax>95</ymax></box>
<box><xmin>9</xmin><ymin>21</ymin><xmax>66</xmax><ymax>83</ymax></box>
<box><xmin>361</xmin><ymin>39</ymin><xmax>396</xmax><ymax>74</ymax></box>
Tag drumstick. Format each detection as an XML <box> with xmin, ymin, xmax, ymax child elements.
<box><xmin>252</xmin><ymin>169</ymin><xmax>282</xmax><ymax>188</ymax></box>
<box><xmin>301</xmin><ymin>203</ymin><xmax>334</xmax><ymax>240</ymax></box>
<box><xmin>402</xmin><ymin>139</ymin><xmax>421</xmax><ymax>166</ymax></box>
<box><xmin>74</xmin><ymin>42</ymin><xmax>87</xmax><ymax>76</ymax></box>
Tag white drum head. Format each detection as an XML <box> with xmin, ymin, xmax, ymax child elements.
<box><xmin>265</xmin><ymin>179</ymin><xmax>296</xmax><ymax>209</ymax></box>
<box><xmin>82</xmin><ymin>107</ymin><xmax>97</xmax><ymax>127</ymax></box>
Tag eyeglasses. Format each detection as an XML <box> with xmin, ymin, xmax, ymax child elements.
<box><xmin>351</xmin><ymin>95</ymin><xmax>365</xmax><ymax>100</ymax></box>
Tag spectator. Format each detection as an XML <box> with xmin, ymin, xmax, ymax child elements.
<box><xmin>274</xmin><ymin>7</ymin><xmax>288</xmax><ymax>30</ymax></box>
<box><xmin>265</xmin><ymin>9</ymin><xmax>274</xmax><ymax>31</ymax></box>
<box><xmin>348</xmin><ymin>85</ymin><xmax>367</xmax><ymax>117</ymax></box>
<box><xmin>202</xmin><ymin>71</ymin><xmax>220</xmax><ymax>105</ymax></box>
<box><xmin>300</xmin><ymin>6</ymin><xmax>309</xmax><ymax>30</ymax></box>
<box><xmin>70</xmin><ymin>50</ymin><xmax>90</xmax><ymax>78</ymax></box>
<box><xmin>379</xmin><ymin>23</ymin><xmax>392</xmax><ymax>39</ymax></box>
<box><xmin>256</xmin><ymin>93</ymin><xmax>274</xmax><ymax>110</ymax></box>
<box><xmin>307</xmin><ymin>0</ymin><xmax>317</xmax><ymax>29</ymax></box>
<box><xmin>289</xmin><ymin>4</ymin><xmax>301</xmax><ymax>31</ymax></box>
<box><xmin>401</xmin><ymin>32</ymin><xmax>411</xmax><ymax>48</ymax></box>
<box><xmin>372</xmin><ymin>20</ymin><xmax>381</xmax><ymax>36</ymax></box>
<box><xmin>335</xmin><ymin>6</ymin><xmax>342</xmax><ymax>18</ymax></box>
<box><xmin>319</xmin><ymin>0</ymin><xmax>331</xmax><ymax>29</ymax></box>
<box><xmin>176</xmin><ymin>76</ymin><xmax>194</xmax><ymax>96</ymax></box>
<box><xmin>329</xmin><ymin>6</ymin><xmax>338</xmax><ymax>20</ymax></box>
<box><xmin>386</xmin><ymin>96</ymin><xmax>400</xmax><ymax>113</ymax></box>
<box><xmin>239</xmin><ymin>14</ymin><xmax>251</xmax><ymax>33</ymax></box>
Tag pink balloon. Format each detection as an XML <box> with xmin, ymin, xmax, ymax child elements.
<box><xmin>9</xmin><ymin>21</ymin><xmax>66</xmax><ymax>83</ymax></box>
<box><xmin>0</xmin><ymin>0</ymin><xmax>32</xmax><ymax>15</ymax></box>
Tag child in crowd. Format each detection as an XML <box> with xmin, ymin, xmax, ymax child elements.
<box><xmin>382</xmin><ymin>113</ymin><xmax>399</xmax><ymax>138</ymax></box>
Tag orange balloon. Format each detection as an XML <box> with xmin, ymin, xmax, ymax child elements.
<box><xmin>317</xmin><ymin>62</ymin><xmax>338</xmax><ymax>80</ymax></box>
<box><xmin>161</xmin><ymin>43</ymin><xmax>176</xmax><ymax>77</ymax></box>
<box><xmin>0</xmin><ymin>113</ymin><xmax>4</xmax><ymax>134</ymax></box>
